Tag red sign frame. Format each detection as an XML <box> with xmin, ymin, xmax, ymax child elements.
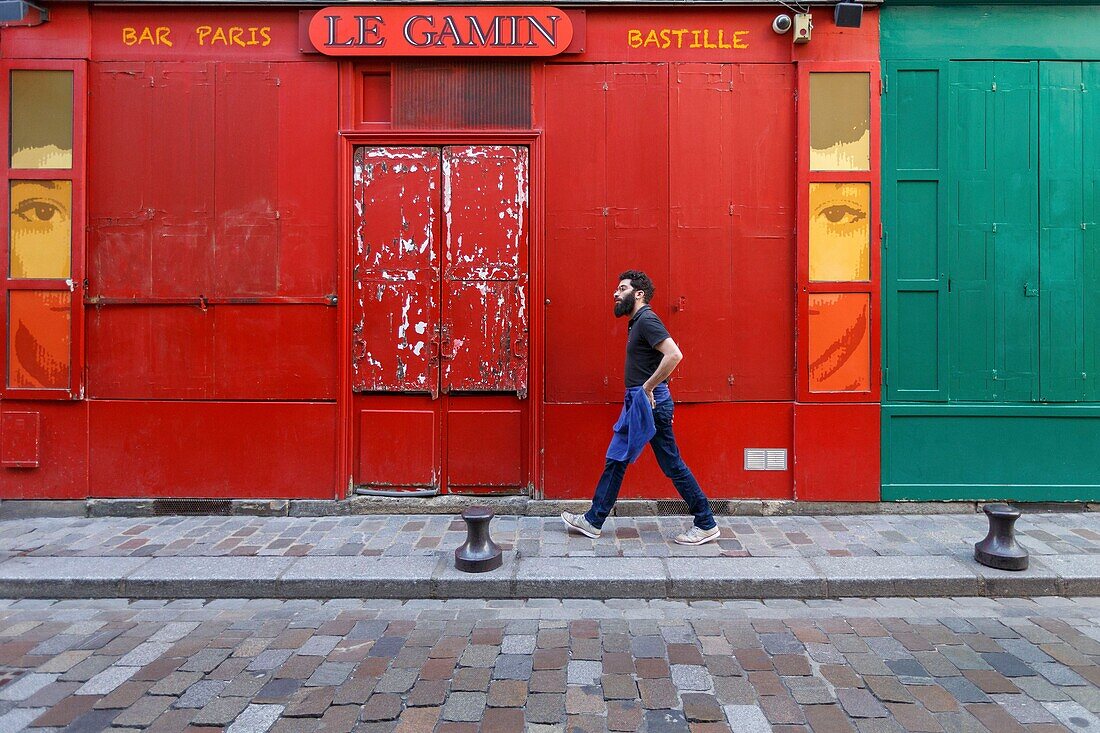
<box><xmin>309</xmin><ymin>6</ymin><xmax>572</xmax><ymax>57</ymax></box>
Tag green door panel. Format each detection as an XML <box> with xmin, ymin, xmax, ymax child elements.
<box><xmin>1087</xmin><ymin>63</ymin><xmax>1100</xmax><ymax>402</ymax></box>
<box><xmin>948</xmin><ymin>62</ymin><xmax>997</xmax><ymax>400</ymax></box>
<box><xmin>948</xmin><ymin>61</ymin><xmax>1039</xmax><ymax>402</ymax></box>
<box><xmin>884</xmin><ymin>62</ymin><xmax>948</xmax><ymax>402</ymax></box>
<box><xmin>992</xmin><ymin>62</ymin><xmax>1040</xmax><ymax>402</ymax></box>
<box><xmin>1039</xmin><ymin>62</ymin><xmax>1089</xmax><ymax>401</ymax></box>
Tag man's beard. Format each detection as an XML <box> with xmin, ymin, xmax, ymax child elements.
<box><xmin>614</xmin><ymin>298</ymin><xmax>633</xmax><ymax>318</ymax></box>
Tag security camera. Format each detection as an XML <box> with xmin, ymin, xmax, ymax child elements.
<box><xmin>772</xmin><ymin>14</ymin><xmax>793</xmax><ymax>34</ymax></box>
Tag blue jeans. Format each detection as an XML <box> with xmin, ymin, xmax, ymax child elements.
<box><xmin>584</xmin><ymin>399</ymin><xmax>716</xmax><ymax>531</ymax></box>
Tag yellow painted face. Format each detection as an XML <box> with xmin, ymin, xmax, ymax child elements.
<box><xmin>808</xmin><ymin>182</ymin><xmax>870</xmax><ymax>283</ymax></box>
<box><xmin>10</xmin><ymin>180</ymin><xmax>71</xmax><ymax>280</ymax></box>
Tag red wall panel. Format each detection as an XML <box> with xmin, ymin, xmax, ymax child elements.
<box><xmin>86</xmin><ymin>306</ymin><xmax>213</xmax><ymax>399</ymax></box>
<box><xmin>277</xmin><ymin>62</ymin><xmax>339</xmax><ymax>295</ymax></box>
<box><xmin>794</xmin><ymin>403</ymin><xmax>880</xmax><ymax>501</ymax></box>
<box><xmin>89</xmin><ymin>401</ymin><xmax>336</xmax><ymax>498</ymax></box>
<box><xmin>87</xmin><ymin>305</ymin><xmax>335</xmax><ymax>399</ymax></box>
<box><xmin>358</xmin><ymin>409</ymin><xmax>437</xmax><ymax>488</ymax></box>
<box><xmin>544</xmin><ymin>402</ymin><xmax>792</xmax><ymax>500</ymax></box>
<box><xmin>0</xmin><ymin>4</ymin><xmax>91</xmax><ymax>59</ymax></box>
<box><xmin>543</xmin><ymin>64</ymin><xmax>612</xmax><ymax>403</ymax></box>
<box><xmin>0</xmin><ymin>402</ymin><xmax>87</xmax><ymax>499</ymax></box>
<box><xmin>447</xmin><ymin>409</ymin><xmax>524</xmax><ymax>490</ymax></box>
<box><xmin>668</xmin><ymin>63</ymin><xmax>737</xmax><ymax>402</ymax></box>
<box><xmin>729</xmin><ymin>64</ymin><xmax>797</xmax><ymax>400</ymax></box>
<box><xmin>214</xmin><ymin>63</ymin><xmax>281</xmax><ymax>297</ymax></box>
<box><xmin>212</xmin><ymin>306</ymin><xmax>337</xmax><ymax>399</ymax></box>
<box><xmin>90</xmin><ymin>61</ymin><xmax>216</xmax><ymax>298</ymax></box>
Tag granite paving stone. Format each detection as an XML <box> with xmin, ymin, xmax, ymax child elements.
<box><xmin>176</xmin><ymin>678</ymin><xmax>228</xmax><ymax>708</ymax></box>
<box><xmin>226</xmin><ymin>703</ymin><xmax>283</xmax><ymax>733</ymax></box>
<box><xmin>441</xmin><ymin>691</ymin><xmax>487</xmax><ymax>722</ymax></box>
<box><xmin>723</xmin><ymin>704</ymin><xmax>773</xmax><ymax>733</ymax></box>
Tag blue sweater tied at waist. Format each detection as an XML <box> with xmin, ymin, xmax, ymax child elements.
<box><xmin>606</xmin><ymin>383</ymin><xmax>671</xmax><ymax>464</ymax></box>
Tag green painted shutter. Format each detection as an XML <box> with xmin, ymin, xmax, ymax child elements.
<box><xmin>992</xmin><ymin>62</ymin><xmax>1040</xmax><ymax>402</ymax></box>
<box><xmin>1086</xmin><ymin>63</ymin><xmax>1100</xmax><ymax>402</ymax></box>
<box><xmin>883</xmin><ymin>62</ymin><xmax>948</xmax><ymax>402</ymax></box>
<box><xmin>948</xmin><ymin>61</ymin><xmax>1039</xmax><ymax>402</ymax></box>
<box><xmin>1042</xmin><ymin>63</ymin><xmax>1095</xmax><ymax>402</ymax></box>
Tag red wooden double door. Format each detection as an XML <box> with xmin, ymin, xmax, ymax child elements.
<box><xmin>351</xmin><ymin>145</ymin><xmax>531</xmax><ymax>494</ymax></box>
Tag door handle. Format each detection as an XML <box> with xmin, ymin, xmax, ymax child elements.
<box><xmin>1024</xmin><ymin>282</ymin><xmax>1039</xmax><ymax>297</ymax></box>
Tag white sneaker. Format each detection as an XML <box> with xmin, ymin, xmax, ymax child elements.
<box><xmin>674</xmin><ymin>526</ymin><xmax>721</xmax><ymax>546</ymax></box>
<box><xmin>561</xmin><ymin>511</ymin><xmax>601</xmax><ymax>539</ymax></box>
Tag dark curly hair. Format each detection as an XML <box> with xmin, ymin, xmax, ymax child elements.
<box><xmin>618</xmin><ymin>270</ymin><xmax>655</xmax><ymax>303</ymax></box>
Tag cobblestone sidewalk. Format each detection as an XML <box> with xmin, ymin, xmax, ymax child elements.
<box><xmin>3</xmin><ymin>513</ymin><xmax>1099</xmax><ymax>562</ymax></box>
<box><xmin>1</xmin><ymin>596</ymin><xmax>1099</xmax><ymax>732</ymax></box>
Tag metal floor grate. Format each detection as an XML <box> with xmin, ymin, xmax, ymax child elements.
<box><xmin>654</xmin><ymin>499</ymin><xmax>737</xmax><ymax>516</ymax></box>
<box><xmin>152</xmin><ymin>499</ymin><xmax>232</xmax><ymax>516</ymax></box>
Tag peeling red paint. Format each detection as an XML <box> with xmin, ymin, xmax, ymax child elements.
<box><xmin>351</xmin><ymin>144</ymin><xmax>528</xmax><ymax>398</ymax></box>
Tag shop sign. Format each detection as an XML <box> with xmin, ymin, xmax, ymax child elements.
<box><xmin>308</xmin><ymin>6</ymin><xmax>572</xmax><ymax>56</ymax></box>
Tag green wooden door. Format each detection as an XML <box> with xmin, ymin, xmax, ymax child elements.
<box><xmin>1040</xmin><ymin>62</ymin><xmax>1100</xmax><ymax>402</ymax></box>
<box><xmin>948</xmin><ymin>61</ymin><xmax>1039</xmax><ymax>402</ymax></box>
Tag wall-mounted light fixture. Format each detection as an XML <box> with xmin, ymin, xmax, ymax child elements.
<box><xmin>834</xmin><ymin>1</ymin><xmax>863</xmax><ymax>28</ymax></box>
<box><xmin>0</xmin><ymin>0</ymin><xmax>49</xmax><ymax>26</ymax></box>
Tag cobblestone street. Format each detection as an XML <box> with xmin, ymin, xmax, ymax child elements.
<box><xmin>1</xmin><ymin>596</ymin><xmax>1099</xmax><ymax>732</ymax></box>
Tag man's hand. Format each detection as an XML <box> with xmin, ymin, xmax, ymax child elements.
<box><xmin>642</xmin><ymin>338</ymin><xmax>683</xmax><ymax>408</ymax></box>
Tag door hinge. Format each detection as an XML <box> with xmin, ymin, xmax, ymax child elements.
<box><xmin>882</xmin><ymin>367</ymin><xmax>889</xmax><ymax>385</ymax></box>
<box><xmin>947</xmin><ymin>276</ymin><xmax>952</xmax><ymax>292</ymax></box>
<box><xmin>881</xmin><ymin>224</ymin><xmax>887</xmax><ymax>248</ymax></box>
<box><xmin>881</xmin><ymin>75</ymin><xmax>888</xmax><ymax>94</ymax></box>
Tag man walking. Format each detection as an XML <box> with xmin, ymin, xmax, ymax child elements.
<box><xmin>562</xmin><ymin>270</ymin><xmax>720</xmax><ymax>546</ymax></box>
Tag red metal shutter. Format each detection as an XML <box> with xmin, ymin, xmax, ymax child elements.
<box><xmin>351</xmin><ymin>147</ymin><xmax>440</xmax><ymax>395</ymax></box>
<box><xmin>441</xmin><ymin>145</ymin><xmax>529</xmax><ymax>396</ymax></box>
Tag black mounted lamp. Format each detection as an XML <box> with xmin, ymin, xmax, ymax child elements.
<box><xmin>834</xmin><ymin>1</ymin><xmax>863</xmax><ymax>28</ymax></box>
<box><xmin>0</xmin><ymin>0</ymin><xmax>49</xmax><ymax>26</ymax></box>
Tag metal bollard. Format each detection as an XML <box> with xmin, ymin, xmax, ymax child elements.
<box><xmin>455</xmin><ymin>505</ymin><xmax>503</xmax><ymax>573</ymax></box>
<box><xmin>974</xmin><ymin>503</ymin><xmax>1029</xmax><ymax>571</ymax></box>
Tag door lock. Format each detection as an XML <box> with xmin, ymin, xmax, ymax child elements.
<box><xmin>1024</xmin><ymin>282</ymin><xmax>1039</xmax><ymax>297</ymax></box>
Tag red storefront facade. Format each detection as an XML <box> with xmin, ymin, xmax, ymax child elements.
<box><xmin>0</xmin><ymin>1</ymin><xmax>881</xmax><ymax>503</ymax></box>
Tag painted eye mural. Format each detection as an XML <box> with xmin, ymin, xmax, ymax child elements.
<box><xmin>809</xmin><ymin>182</ymin><xmax>870</xmax><ymax>282</ymax></box>
<box><xmin>8</xmin><ymin>290</ymin><xmax>70</xmax><ymax>389</ymax></box>
<box><xmin>808</xmin><ymin>293</ymin><xmax>870</xmax><ymax>392</ymax></box>
<box><xmin>10</xmin><ymin>70</ymin><xmax>74</xmax><ymax>170</ymax></box>
<box><xmin>809</xmin><ymin>72</ymin><xmax>870</xmax><ymax>172</ymax></box>
<box><xmin>9</xmin><ymin>180</ymin><xmax>72</xmax><ymax>279</ymax></box>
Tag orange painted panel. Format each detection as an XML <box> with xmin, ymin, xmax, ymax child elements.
<box><xmin>8</xmin><ymin>291</ymin><xmax>70</xmax><ymax>390</ymax></box>
<box><xmin>808</xmin><ymin>293</ymin><xmax>870</xmax><ymax>393</ymax></box>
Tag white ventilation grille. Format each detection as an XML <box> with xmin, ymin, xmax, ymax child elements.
<box><xmin>744</xmin><ymin>448</ymin><xmax>788</xmax><ymax>471</ymax></box>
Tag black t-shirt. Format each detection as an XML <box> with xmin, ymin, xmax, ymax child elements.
<box><xmin>625</xmin><ymin>306</ymin><xmax>672</xmax><ymax>387</ymax></box>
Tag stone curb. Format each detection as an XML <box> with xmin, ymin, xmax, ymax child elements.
<box><xmin>1</xmin><ymin>498</ymin><xmax>1097</xmax><ymax>519</ymax></box>
<box><xmin>0</xmin><ymin>553</ymin><xmax>1095</xmax><ymax>600</ymax></box>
